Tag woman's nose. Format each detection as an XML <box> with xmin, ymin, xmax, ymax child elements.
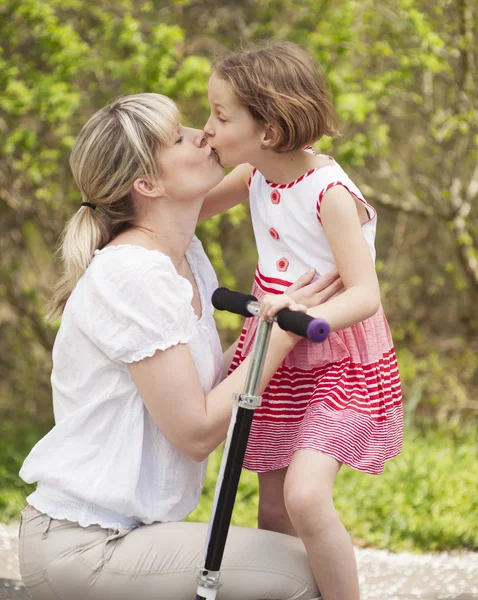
<box><xmin>191</xmin><ymin>129</ymin><xmax>206</xmax><ymax>148</ymax></box>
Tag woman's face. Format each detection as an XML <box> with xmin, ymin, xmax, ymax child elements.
<box><xmin>158</xmin><ymin>124</ymin><xmax>224</xmax><ymax>201</ymax></box>
<box><xmin>204</xmin><ymin>73</ymin><xmax>265</xmax><ymax>169</ymax></box>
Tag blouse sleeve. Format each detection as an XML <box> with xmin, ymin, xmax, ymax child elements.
<box><xmin>78</xmin><ymin>247</ymin><xmax>197</xmax><ymax>364</ymax></box>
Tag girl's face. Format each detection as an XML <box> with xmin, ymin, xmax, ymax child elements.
<box><xmin>158</xmin><ymin>124</ymin><xmax>224</xmax><ymax>201</ymax></box>
<box><xmin>204</xmin><ymin>73</ymin><xmax>265</xmax><ymax>169</ymax></box>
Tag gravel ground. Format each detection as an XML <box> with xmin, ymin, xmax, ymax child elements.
<box><xmin>1</xmin><ymin>522</ymin><xmax>477</xmax><ymax>599</ymax></box>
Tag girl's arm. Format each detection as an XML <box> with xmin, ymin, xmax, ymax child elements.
<box><xmin>306</xmin><ymin>186</ymin><xmax>380</xmax><ymax>330</ymax></box>
<box><xmin>128</xmin><ymin>323</ymin><xmax>298</xmax><ymax>463</ymax></box>
<box><xmin>260</xmin><ymin>187</ymin><xmax>380</xmax><ymax>331</ymax></box>
<box><xmin>198</xmin><ymin>163</ymin><xmax>253</xmax><ymax>221</ymax></box>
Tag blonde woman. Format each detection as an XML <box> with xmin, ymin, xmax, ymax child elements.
<box><xmin>18</xmin><ymin>94</ymin><xmax>341</xmax><ymax>600</ymax></box>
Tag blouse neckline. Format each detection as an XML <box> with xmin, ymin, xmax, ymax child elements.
<box><xmin>93</xmin><ymin>242</ymin><xmax>207</xmax><ymax>323</ymax></box>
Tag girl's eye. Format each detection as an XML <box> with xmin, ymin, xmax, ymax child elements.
<box><xmin>217</xmin><ymin>116</ymin><xmax>226</xmax><ymax>123</ymax></box>
<box><xmin>175</xmin><ymin>136</ymin><xmax>184</xmax><ymax>144</ymax></box>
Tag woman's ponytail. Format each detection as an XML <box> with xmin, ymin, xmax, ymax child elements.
<box><xmin>46</xmin><ymin>93</ymin><xmax>179</xmax><ymax>320</ymax></box>
<box><xmin>47</xmin><ymin>205</ymin><xmax>110</xmax><ymax>319</ymax></box>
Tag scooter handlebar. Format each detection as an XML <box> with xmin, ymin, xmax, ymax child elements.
<box><xmin>211</xmin><ymin>287</ymin><xmax>258</xmax><ymax>318</ymax></box>
<box><xmin>212</xmin><ymin>287</ymin><xmax>330</xmax><ymax>343</ymax></box>
<box><xmin>275</xmin><ymin>307</ymin><xmax>330</xmax><ymax>343</ymax></box>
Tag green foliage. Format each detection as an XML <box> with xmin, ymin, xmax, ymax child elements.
<box><xmin>1</xmin><ymin>0</ymin><xmax>211</xmax><ymax>207</ymax></box>
<box><xmin>2</xmin><ymin>0</ymin><xmax>478</xmax><ymax>422</ymax></box>
<box><xmin>334</xmin><ymin>424</ymin><xmax>478</xmax><ymax>551</ymax></box>
<box><xmin>0</xmin><ymin>420</ymin><xmax>41</xmax><ymax>521</ymax></box>
<box><xmin>0</xmin><ymin>0</ymin><xmax>217</xmax><ymax>429</ymax></box>
<box><xmin>1</xmin><ymin>0</ymin><xmax>478</xmax><ymax>554</ymax></box>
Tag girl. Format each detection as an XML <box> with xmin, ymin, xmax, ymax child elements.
<box><xmin>201</xmin><ymin>41</ymin><xmax>403</xmax><ymax>600</ymax></box>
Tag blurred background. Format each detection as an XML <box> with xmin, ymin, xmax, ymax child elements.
<box><xmin>0</xmin><ymin>0</ymin><xmax>477</xmax><ymax>553</ymax></box>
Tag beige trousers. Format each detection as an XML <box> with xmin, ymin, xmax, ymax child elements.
<box><xmin>19</xmin><ymin>507</ymin><xmax>320</xmax><ymax>600</ymax></box>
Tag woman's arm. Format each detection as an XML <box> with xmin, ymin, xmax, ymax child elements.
<box><xmin>287</xmin><ymin>267</ymin><xmax>344</xmax><ymax>309</ymax></box>
<box><xmin>198</xmin><ymin>163</ymin><xmax>252</xmax><ymax>221</ymax></box>
<box><xmin>128</xmin><ymin>324</ymin><xmax>297</xmax><ymax>462</ymax></box>
<box><xmin>222</xmin><ymin>338</ymin><xmax>240</xmax><ymax>380</ymax></box>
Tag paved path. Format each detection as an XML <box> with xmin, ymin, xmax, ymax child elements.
<box><xmin>0</xmin><ymin>580</ymin><xmax>28</xmax><ymax>600</ymax></box>
<box><xmin>2</xmin><ymin>522</ymin><xmax>477</xmax><ymax>599</ymax></box>
<box><xmin>355</xmin><ymin>548</ymin><xmax>478</xmax><ymax>599</ymax></box>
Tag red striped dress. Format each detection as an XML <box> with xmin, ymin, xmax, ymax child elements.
<box><xmin>229</xmin><ymin>156</ymin><xmax>403</xmax><ymax>475</ymax></box>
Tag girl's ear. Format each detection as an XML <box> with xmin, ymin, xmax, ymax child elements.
<box><xmin>133</xmin><ymin>177</ymin><xmax>164</xmax><ymax>198</ymax></box>
<box><xmin>260</xmin><ymin>123</ymin><xmax>280</xmax><ymax>149</ymax></box>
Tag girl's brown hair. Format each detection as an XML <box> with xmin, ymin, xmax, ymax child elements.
<box><xmin>214</xmin><ymin>41</ymin><xmax>338</xmax><ymax>152</ymax></box>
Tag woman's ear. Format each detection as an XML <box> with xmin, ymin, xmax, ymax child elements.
<box><xmin>260</xmin><ymin>124</ymin><xmax>279</xmax><ymax>149</ymax></box>
<box><xmin>133</xmin><ymin>177</ymin><xmax>164</xmax><ymax>198</ymax></box>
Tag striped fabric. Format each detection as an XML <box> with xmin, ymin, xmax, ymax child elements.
<box><xmin>229</xmin><ymin>278</ymin><xmax>403</xmax><ymax>475</ymax></box>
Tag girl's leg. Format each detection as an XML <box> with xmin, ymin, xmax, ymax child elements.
<box><xmin>284</xmin><ymin>450</ymin><xmax>360</xmax><ymax>600</ymax></box>
<box><xmin>258</xmin><ymin>467</ymin><xmax>298</xmax><ymax>537</ymax></box>
<box><xmin>19</xmin><ymin>507</ymin><xmax>320</xmax><ymax>600</ymax></box>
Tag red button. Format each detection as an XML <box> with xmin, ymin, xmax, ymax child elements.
<box><xmin>271</xmin><ymin>190</ymin><xmax>281</xmax><ymax>204</ymax></box>
<box><xmin>276</xmin><ymin>257</ymin><xmax>289</xmax><ymax>272</ymax></box>
<box><xmin>269</xmin><ymin>227</ymin><xmax>279</xmax><ymax>240</ymax></box>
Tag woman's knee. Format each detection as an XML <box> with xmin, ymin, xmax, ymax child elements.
<box><xmin>222</xmin><ymin>526</ymin><xmax>319</xmax><ymax>599</ymax></box>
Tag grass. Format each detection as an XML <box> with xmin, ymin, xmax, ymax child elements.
<box><xmin>187</xmin><ymin>423</ymin><xmax>478</xmax><ymax>553</ymax></box>
<box><xmin>1</xmin><ymin>422</ymin><xmax>477</xmax><ymax>552</ymax></box>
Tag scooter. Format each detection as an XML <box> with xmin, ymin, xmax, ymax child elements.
<box><xmin>195</xmin><ymin>287</ymin><xmax>330</xmax><ymax>600</ymax></box>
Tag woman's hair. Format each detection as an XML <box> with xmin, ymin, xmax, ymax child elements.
<box><xmin>214</xmin><ymin>40</ymin><xmax>338</xmax><ymax>152</ymax></box>
<box><xmin>47</xmin><ymin>93</ymin><xmax>179</xmax><ymax>320</ymax></box>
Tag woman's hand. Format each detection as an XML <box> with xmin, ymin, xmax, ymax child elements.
<box><xmin>287</xmin><ymin>268</ymin><xmax>343</xmax><ymax>309</ymax></box>
<box><xmin>259</xmin><ymin>268</ymin><xmax>343</xmax><ymax>322</ymax></box>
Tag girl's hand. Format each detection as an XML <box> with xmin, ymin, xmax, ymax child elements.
<box><xmin>259</xmin><ymin>294</ymin><xmax>307</xmax><ymax>322</ymax></box>
<box><xmin>287</xmin><ymin>268</ymin><xmax>343</xmax><ymax>309</ymax></box>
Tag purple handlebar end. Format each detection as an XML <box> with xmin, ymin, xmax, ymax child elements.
<box><xmin>306</xmin><ymin>318</ymin><xmax>330</xmax><ymax>343</ymax></box>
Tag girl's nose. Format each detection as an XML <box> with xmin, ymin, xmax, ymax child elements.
<box><xmin>203</xmin><ymin>118</ymin><xmax>214</xmax><ymax>137</ymax></box>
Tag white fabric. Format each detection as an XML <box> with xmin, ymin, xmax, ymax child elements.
<box><xmin>250</xmin><ymin>158</ymin><xmax>377</xmax><ymax>292</ymax></box>
<box><xmin>20</xmin><ymin>236</ymin><xmax>224</xmax><ymax>530</ymax></box>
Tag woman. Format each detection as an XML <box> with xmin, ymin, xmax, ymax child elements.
<box><xmin>19</xmin><ymin>93</ymin><xmax>341</xmax><ymax>600</ymax></box>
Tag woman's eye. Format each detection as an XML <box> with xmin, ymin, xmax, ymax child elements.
<box><xmin>175</xmin><ymin>136</ymin><xmax>184</xmax><ymax>144</ymax></box>
<box><xmin>217</xmin><ymin>116</ymin><xmax>226</xmax><ymax>123</ymax></box>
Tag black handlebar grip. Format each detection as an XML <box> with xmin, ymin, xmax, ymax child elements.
<box><xmin>276</xmin><ymin>309</ymin><xmax>330</xmax><ymax>343</ymax></box>
<box><xmin>212</xmin><ymin>287</ymin><xmax>258</xmax><ymax>318</ymax></box>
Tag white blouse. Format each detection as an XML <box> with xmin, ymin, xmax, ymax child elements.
<box><xmin>20</xmin><ymin>237</ymin><xmax>224</xmax><ymax>530</ymax></box>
